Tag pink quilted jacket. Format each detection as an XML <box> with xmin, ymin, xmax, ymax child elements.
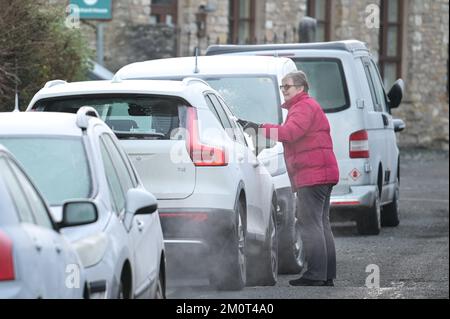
<box><xmin>261</xmin><ymin>92</ymin><xmax>339</xmax><ymax>189</ymax></box>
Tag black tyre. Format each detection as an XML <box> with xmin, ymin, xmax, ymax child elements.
<box><xmin>210</xmin><ymin>200</ymin><xmax>246</xmax><ymax>291</ymax></box>
<box><xmin>247</xmin><ymin>204</ymin><xmax>278</xmax><ymax>286</ymax></box>
<box><xmin>381</xmin><ymin>180</ymin><xmax>400</xmax><ymax>227</ymax></box>
<box><xmin>357</xmin><ymin>187</ymin><xmax>381</xmax><ymax>235</ymax></box>
<box><xmin>154</xmin><ymin>270</ymin><xmax>166</xmax><ymax>299</ymax></box>
<box><xmin>278</xmin><ymin>204</ymin><xmax>304</xmax><ymax>274</ymax></box>
<box><xmin>117</xmin><ymin>277</ymin><xmax>131</xmax><ymax>299</ymax></box>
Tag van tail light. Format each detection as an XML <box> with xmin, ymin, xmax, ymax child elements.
<box><xmin>186</xmin><ymin>107</ymin><xmax>227</xmax><ymax>167</ymax></box>
<box><xmin>0</xmin><ymin>230</ymin><xmax>15</xmax><ymax>281</ymax></box>
<box><xmin>349</xmin><ymin>130</ymin><xmax>369</xmax><ymax>158</ymax></box>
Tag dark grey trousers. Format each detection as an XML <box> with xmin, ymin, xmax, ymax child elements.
<box><xmin>297</xmin><ymin>184</ymin><xmax>336</xmax><ymax>281</ymax></box>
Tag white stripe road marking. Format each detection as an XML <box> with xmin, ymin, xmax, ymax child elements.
<box><xmin>400</xmin><ymin>198</ymin><xmax>449</xmax><ymax>203</ymax></box>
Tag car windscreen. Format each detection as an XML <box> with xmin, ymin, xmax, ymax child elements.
<box><xmin>293</xmin><ymin>58</ymin><xmax>350</xmax><ymax>112</ymax></box>
<box><xmin>0</xmin><ymin>137</ymin><xmax>91</xmax><ymax>206</ymax></box>
<box><xmin>123</xmin><ymin>75</ymin><xmax>283</xmax><ymax>125</ymax></box>
<box><xmin>33</xmin><ymin>95</ymin><xmax>186</xmax><ymax>140</ymax></box>
<box><xmin>204</xmin><ymin>76</ymin><xmax>282</xmax><ymax>124</ymax></box>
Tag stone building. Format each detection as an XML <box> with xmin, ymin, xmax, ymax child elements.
<box><xmin>56</xmin><ymin>0</ymin><xmax>449</xmax><ymax>150</ymax></box>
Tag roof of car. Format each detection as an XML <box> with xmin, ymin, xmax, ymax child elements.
<box><xmin>0</xmin><ymin>112</ymin><xmax>98</xmax><ymax>136</ymax></box>
<box><xmin>116</xmin><ymin>56</ymin><xmax>295</xmax><ymax>79</ymax></box>
<box><xmin>205</xmin><ymin>40</ymin><xmax>369</xmax><ymax>56</ymax></box>
<box><xmin>28</xmin><ymin>79</ymin><xmax>211</xmax><ymax>109</ymax></box>
<box><xmin>35</xmin><ymin>79</ymin><xmax>199</xmax><ymax>96</ymax></box>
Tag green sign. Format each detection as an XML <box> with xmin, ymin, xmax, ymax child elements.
<box><xmin>70</xmin><ymin>0</ymin><xmax>112</xmax><ymax>20</ymax></box>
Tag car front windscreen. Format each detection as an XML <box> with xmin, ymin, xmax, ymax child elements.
<box><xmin>108</xmin><ymin>75</ymin><xmax>282</xmax><ymax>124</ymax></box>
<box><xmin>0</xmin><ymin>137</ymin><xmax>92</xmax><ymax>206</ymax></box>
<box><xmin>205</xmin><ymin>76</ymin><xmax>282</xmax><ymax>124</ymax></box>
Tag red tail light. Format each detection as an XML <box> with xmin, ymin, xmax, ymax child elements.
<box><xmin>349</xmin><ymin>130</ymin><xmax>369</xmax><ymax>158</ymax></box>
<box><xmin>0</xmin><ymin>230</ymin><xmax>15</xmax><ymax>281</ymax></box>
<box><xmin>186</xmin><ymin>107</ymin><xmax>227</xmax><ymax>166</ymax></box>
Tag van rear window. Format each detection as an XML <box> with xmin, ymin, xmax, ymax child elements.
<box><xmin>294</xmin><ymin>58</ymin><xmax>350</xmax><ymax>113</ymax></box>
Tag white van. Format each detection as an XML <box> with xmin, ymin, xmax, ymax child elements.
<box><xmin>206</xmin><ymin>40</ymin><xmax>405</xmax><ymax>235</ymax></box>
<box><xmin>116</xmin><ymin>56</ymin><xmax>304</xmax><ymax>273</ymax></box>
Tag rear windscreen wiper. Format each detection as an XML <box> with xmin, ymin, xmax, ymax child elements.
<box><xmin>113</xmin><ymin>131</ymin><xmax>165</xmax><ymax>140</ymax></box>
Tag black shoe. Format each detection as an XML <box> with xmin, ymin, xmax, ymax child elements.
<box><xmin>324</xmin><ymin>279</ymin><xmax>334</xmax><ymax>287</ymax></box>
<box><xmin>289</xmin><ymin>277</ymin><xmax>325</xmax><ymax>286</ymax></box>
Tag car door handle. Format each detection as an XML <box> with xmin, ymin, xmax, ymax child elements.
<box><xmin>381</xmin><ymin>114</ymin><xmax>389</xmax><ymax>127</ymax></box>
<box><xmin>33</xmin><ymin>237</ymin><xmax>42</xmax><ymax>252</ymax></box>
<box><xmin>54</xmin><ymin>244</ymin><xmax>62</xmax><ymax>254</ymax></box>
<box><xmin>237</xmin><ymin>155</ymin><xmax>244</xmax><ymax>163</ymax></box>
<box><xmin>136</xmin><ymin>219</ymin><xmax>145</xmax><ymax>232</ymax></box>
<box><xmin>252</xmin><ymin>162</ymin><xmax>260</xmax><ymax>168</ymax></box>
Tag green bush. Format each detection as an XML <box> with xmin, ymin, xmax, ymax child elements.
<box><xmin>0</xmin><ymin>0</ymin><xmax>92</xmax><ymax>111</ymax></box>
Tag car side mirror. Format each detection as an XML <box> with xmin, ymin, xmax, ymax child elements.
<box><xmin>126</xmin><ymin>188</ymin><xmax>158</xmax><ymax>215</ymax></box>
<box><xmin>59</xmin><ymin>201</ymin><xmax>98</xmax><ymax>228</ymax></box>
<box><xmin>388</xmin><ymin>79</ymin><xmax>404</xmax><ymax>109</ymax></box>
<box><xmin>393</xmin><ymin>118</ymin><xmax>406</xmax><ymax>132</ymax></box>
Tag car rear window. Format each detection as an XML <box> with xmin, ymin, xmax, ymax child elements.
<box><xmin>293</xmin><ymin>58</ymin><xmax>350</xmax><ymax>112</ymax></box>
<box><xmin>0</xmin><ymin>137</ymin><xmax>91</xmax><ymax>206</ymax></box>
<box><xmin>33</xmin><ymin>95</ymin><xmax>187</xmax><ymax>140</ymax></box>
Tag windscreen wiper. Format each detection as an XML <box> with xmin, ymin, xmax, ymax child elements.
<box><xmin>113</xmin><ymin>131</ymin><xmax>165</xmax><ymax>139</ymax></box>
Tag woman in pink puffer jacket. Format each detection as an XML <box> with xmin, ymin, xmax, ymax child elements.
<box><xmin>239</xmin><ymin>70</ymin><xmax>339</xmax><ymax>287</ymax></box>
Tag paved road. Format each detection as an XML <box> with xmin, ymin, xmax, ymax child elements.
<box><xmin>166</xmin><ymin>150</ymin><xmax>449</xmax><ymax>299</ymax></box>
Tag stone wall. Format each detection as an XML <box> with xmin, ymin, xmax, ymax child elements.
<box><xmin>333</xmin><ymin>0</ymin><xmax>381</xmax><ymax>59</ymax></box>
<box><xmin>51</xmin><ymin>0</ymin><xmax>178</xmax><ymax>71</ymax></box>
<box><xmin>263</xmin><ymin>0</ymin><xmax>307</xmax><ymax>43</ymax></box>
<box><xmin>179</xmin><ymin>0</ymin><xmax>229</xmax><ymax>56</ymax></box>
<box><xmin>178</xmin><ymin>0</ymin><xmax>308</xmax><ymax>51</ymax></box>
<box><xmin>391</xmin><ymin>0</ymin><xmax>449</xmax><ymax>150</ymax></box>
<box><xmin>112</xmin><ymin>24</ymin><xmax>177</xmax><ymax>70</ymax></box>
<box><xmin>91</xmin><ymin>0</ymin><xmax>152</xmax><ymax>71</ymax></box>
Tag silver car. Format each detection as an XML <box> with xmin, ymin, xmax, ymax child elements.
<box><xmin>0</xmin><ymin>108</ymin><xmax>166</xmax><ymax>298</ymax></box>
<box><xmin>0</xmin><ymin>145</ymin><xmax>89</xmax><ymax>298</ymax></box>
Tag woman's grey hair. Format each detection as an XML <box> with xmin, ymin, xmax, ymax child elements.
<box><xmin>284</xmin><ymin>71</ymin><xmax>309</xmax><ymax>93</ymax></box>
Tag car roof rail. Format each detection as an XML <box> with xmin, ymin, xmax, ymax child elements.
<box><xmin>182</xmin><ymin>77</ymin><xmax>210</xmax><ymax>87</ymax></box>
<box><xmin>205</xmin><ymin>40</ymin><xmax>369</xmax><ymax>55</ymax></box>
<box><xmin>76</xmin><ymin>106</ymin><xmax>99</xmax><ymax>130</ymax></box>
<box><xmin>44</xmin><ymin>79</ymin><xmax>68</xmax><ymax>88</ymax></box>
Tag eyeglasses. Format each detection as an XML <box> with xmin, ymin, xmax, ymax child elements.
<box><xmin>279</xmin><ymin>84</ymin><xmax>298</xmax><ymax>91</ymax></box>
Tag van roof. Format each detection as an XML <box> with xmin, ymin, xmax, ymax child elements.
<box><xmin>206</xmin><ymin>40</ymin><xmax>369</xmax><ymax>56</ymax></box>
<box><xmin>116</xmin><ymin>56</ymin><xmax>295</xmax><ymax>79</ymax></box>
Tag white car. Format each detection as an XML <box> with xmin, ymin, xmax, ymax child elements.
<box><xmin>206</xmin><ymin>40</ymin><xmax>405</xmax><ymax>235</ymax></box>
<box><xmin>114</xmin><ymin>55</ymin><xmax>304</xmax><ymax>273</ymax></box>
<box><xmin>0</xmin><ymin>109</ymin><xmax>166</xmax><ymax>298</ymax></box>
<box><xmin>27</xmin><ymin>78</ymin><xmax>278</xmax><ymax>290</ymax></box>
<box><xmin>0</xmin><ymin>145</ymin><xmax>87</xmax><ymax>299</ymax></box>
